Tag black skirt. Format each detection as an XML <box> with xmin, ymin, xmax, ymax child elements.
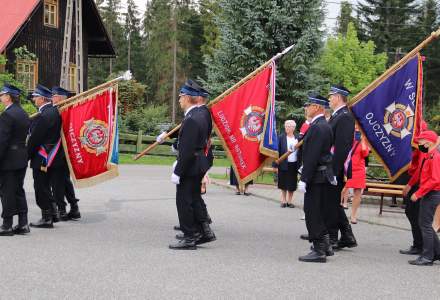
<box><xmin>277</xmin><ymin>162</ymin><xmax>298</xmax><ymax>191</ymax></box>
<box><xmin>230</xmin><ymin>167</ymin><xmax>253</xmax><ymax>186</ymax></box>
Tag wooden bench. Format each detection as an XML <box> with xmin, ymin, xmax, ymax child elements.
<box><xmin>364</xmin><ymin>182</ymin><xmax>405</xmax><ymax>215</ymax></box>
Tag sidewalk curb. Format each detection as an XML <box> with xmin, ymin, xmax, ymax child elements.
<box><xmin>211</xmin><ymin>179</ymin><xmax>411</xmax><ymax>232</ymax></box>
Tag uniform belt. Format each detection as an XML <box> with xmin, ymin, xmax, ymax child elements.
<box><xmin>9</xmin><ymin>144</ymin><xmax>26</xmax><ymax>150</ymax></box>
<box><xmin>317</xmin><ymin>166</ymin><xmax>327</xmax><ymax>171</ymax></box>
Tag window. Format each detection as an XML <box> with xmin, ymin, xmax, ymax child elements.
<box><xmin>69</xmin><ymin>64</ymin><xmax>77</xmax><ymax>92</ymax></box>
<box><xmin>44</xmin><ymin>0</ymin><xmax>58</xmax><ymax>28</ymax></box>
<box><xmin>16</xmin><ymin>60</ymin><xmax>38</xmax><ymax>91</ymax></box>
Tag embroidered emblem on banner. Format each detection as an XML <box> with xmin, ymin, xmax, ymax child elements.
<box><xmin>383</xmin><ymin>102</ymin><xmax>414</xmax><ymax>139</ymax></box>
<box><xmin>80</xmin><ymin>118</ymin><xmax>109</xmax><ymax>155</ymax></box>
<box><xmin>240</xmin><ymin>106</ymin><xmax>265</xmax><ymax>142</ymax></box>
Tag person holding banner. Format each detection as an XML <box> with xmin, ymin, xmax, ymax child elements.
<box><xmin>27</xmin><ymin>85</ymin><xmax>65</xmax><ymax>228</ymax></box>
<box><xmin>169</xmin><ymin>83</ymin><xmax>214</xmax><ymax>250</ymax></box>
<box><xmin>408</xmin><ymin>130</ymin><xmax>440</xmax><ymax>266</ymax></box>
<box><xmin>51</xmin><ymin>87</ymin><xmax>81</xmax><ymax>220</ymax></box>
<box><xmin>298</xmin><ymin>94</ymin><xmax>334</xmax><ymax>263</ymax></box>
<box><xmin>326</xmin><ymin>85</ymin><xmax>357</xmax><ymax>249</ymax></box>
<box><xmin>0</xmin><ymin>85</ymin><xmax>31</xmax><ymax>235</ymax></box>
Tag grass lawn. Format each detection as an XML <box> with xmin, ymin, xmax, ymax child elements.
<box><xmin>119</xmin><ymin>153</ymin><xmax>231</xmax><ymax>167</ymax></box>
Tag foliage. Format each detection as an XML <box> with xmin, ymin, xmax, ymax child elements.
<box><xmin>120</xmin><ymin>104</ymin><xmax>169</xmax><ymax>134</ymax></box>
<box><xmin>424</xmin><ymin>99</ymin><xmax>440</xmax><ymax>133</ymax></box>
<box><xmin>335</xmin><ymin>1</ymin><xmax>359</xmax><ymax>36</ymax></box>
<box><xmin>13</xmin><ymin>46</ymin><xmax>37</xmax><ymax>61</ymax></box>
<box><xmin>318</xmin><ymin>23</ymin><xmax>388</xmax><ymax>96</ymax></box>
<box><xmin>118</xmin><ymin>78</ymin><xmax>148</xmax><ymax>115</ymax></box>
<box><xmin>205</xmin><ymin>0</ymin><xmax>326</xmax><ymax>109</ymax></box>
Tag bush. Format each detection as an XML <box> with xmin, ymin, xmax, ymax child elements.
<box><xmin>121</xmin><ymin>104</ymin><xmax>170</xmax><ymax>134</ymax></box>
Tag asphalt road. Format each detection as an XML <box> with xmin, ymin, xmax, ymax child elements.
<box><xmin>1</xmin><ymin>165</ymin><xmax>439</xmax><ymax>299</ymax></box>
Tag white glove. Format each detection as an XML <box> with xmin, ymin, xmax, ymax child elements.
<box><xmin>330</xmin><ymin>176</ymin><xmax>338</xmax><ymax>186</ymax></box>
<box><xmin>156</xmin><ymin>131</ymin><xmax>167</xmax><ymax>144</ymax></box>
<box><xmin>171</xmin><ymin>173</ymin><xmax>180</xmax><ymax>185</ymax></box>
<box><xmin>297</xmin><ymin>165</ymin><xmax>303</xmax><ymax>175</ymax></box>
<box><xmin>297</xmin><ymin>181</ymin><xmax>306</xmax><ymax>193</ymax></box>
<box><xmin>172</xmin><ymin>160</ymin><xmax>177</xmax><ymax>172</ymax></box>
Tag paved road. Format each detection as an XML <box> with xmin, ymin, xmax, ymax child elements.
<box><xmin>1</xmin><ymin>165</ymin><xmax>439</xmax><ymax>299</ymax></box>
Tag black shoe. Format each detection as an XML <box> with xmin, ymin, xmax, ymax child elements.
<box><xmin>13</xmin><ymin>225</ymin><xmax>30</xmax><ymax>235</ymax></box>
<box><xmin>299</xmin><ymin>241</ymin><xmax>326</xmax><ymax>263</ymax></box>
<box><xmin>173</xmin><ymin>225</ymin><xmax>181</xmax><ymax>231</ymax></box>
<box><xmin>169</xmin><ymin>235</ymin><xmax>199</xmax><ymax>250</ymax></box>
<box><xmin>67</xmin><ymin>204</ymin><xmax>81</xmax><ymax>220</ymax></box>
<box><xmin>196</xmin><ymin>222</ymin><xmax>216</xmax><ymax>245</ymax></box>
<box><xmin>399</xmin><ymin>246</ymin><xmax>422</xmax><ymax>255</ymax></box>
<box><xmin>335</xmin><ymin>237</ymin><xmax>358</xmax><ymax>249</ymax></box>
<box><xmin>408</xmin><ymin>256</ymin><xmax>433</xmax><ymax>266</ymax></box>
<box><xmin>300</xmin><ymin>234</ymin><xmax>309</xmax><ymax>240</ymax></box>
<box><xmin>30</xmin><ymin>210</ymin><xmax>53</xmax><ymax>228</ymax></box>
<box><xmin>51</xmin><ymin>203</ymin><xmax>60</xmax><ymax>223</ymax></box>
<box><xmin>59</xmin><ymin>207</ymin><xmax>69</xmax><ymax>221</ymax></box>
<box><xmin>0</xmin><ymin>225</ymin><xmax>14</xmax><ymax>236</ymax></box>
<box><xmin>287</xmin><ymin>203</ymin><xmax>295</xmax><ymax>208</ymax></box>
<box><xmin>280</xmin><ymin>203</ymin><xmax>287</xmax><ymax>208</ymax></box>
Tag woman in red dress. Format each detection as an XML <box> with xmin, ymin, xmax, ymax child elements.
<box><xmin>341</xmin><ymin>128</ymin><xmax>370</xmax><ymax>224</ymax></box>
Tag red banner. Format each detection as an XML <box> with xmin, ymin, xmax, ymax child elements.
<box><xmin>59</xmin><ymin>86</ymin><xmax>119</xmax><ymax>187</ymax></box>
<box><xmin>211</xmin><ymin>66</ymin><xmax>276</xmax><ymax>184</ymax></box>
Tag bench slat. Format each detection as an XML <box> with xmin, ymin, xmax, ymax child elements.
<box><xmin>367</xmin><ymin>188</ymin><xmax>403</xmax><ymax>195</ymax></box>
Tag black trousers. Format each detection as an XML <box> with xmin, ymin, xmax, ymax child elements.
<box><xmin>0</xmin><ymin>168</ymin><xmax>28</xmax><ymax>225</ymax></box>
<box><xmin>32</xmin><ymin>167</ymin><xmax>66</xmax><ymax>210</ymax></box>
<box><xmin>193</xmin><ymin>175</ymin><xmax>210</xmax><ymax>224</ymax></box>
<box><xmin>304</xmin><ymin>183</ymin><xmax>328</xmax><ymax>241</ymax></box>
<box><xmin>419</xmin><ymin>191</ymin><xmax>440</xmax><ymax>261</ymax></box>
<box><xmin>404</xmin><ymin>185</ymin><xmax>422</xmax><ymax>249</ymax></box>
<box><xmin>63</xmin><ymin>168</ymin><xmax>78</xmax><ymax>206</ymax></box>
<box><xmin>176</xmin><ymin>176</ymin><xmax>202</xmax><ymax>236</ymax></box>
<box><xmin>324</xmin><ymin>175</ymin><xmax>350</xmax><ymax>237</ymax></box>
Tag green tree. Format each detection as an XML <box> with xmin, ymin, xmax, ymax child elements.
<box><xmin>319</xmin><ymin>23</ymin><xmax>388</xmax><ymax>96</ymax></box>
<box><xmin>200</xmin><ymin>0</ymin><xmax>221</xmax><ymax>60</ymax></box>
<box><xmin>205</xmin><ymin>0</ymin><xmax>325</xmax><ymax>109</ymax></box>
<box><xmin>357</xmin><ymin>0</ymin><xmax>419</xmax><ymax>63</ymax></box>
<box><xmin>335</xmin><ymin>1</ymin><xmax>359</xmax><ymax>36</ymax></box>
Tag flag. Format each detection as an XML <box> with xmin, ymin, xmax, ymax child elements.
<box><xmin>350</xmin><ymin>54</ymin><xmax>423</xmax><ymax>181</ymax></box>
<box><xmin>58</xmin><ymin>85</ymin><xmax>119</xmax><ymax>187</ymax></box>
<box><xmin>210</xmin><ymin>62</ymin><xmax>278</xmax><ymax>184</ymax></box>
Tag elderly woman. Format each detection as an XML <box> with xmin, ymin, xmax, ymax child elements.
<box><xmin>276</xmin><ymin>120</ymin><xmax>300</xmax><ymax>208</ymax></box>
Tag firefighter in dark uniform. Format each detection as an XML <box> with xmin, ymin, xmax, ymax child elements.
<box><xmin>298</xmin><ymin>94</ymin><xmax>334</xmax><ymax>263</ymax></box>
<box><xmin>326</xmin><ymin>85</ymin><xmax>357</xmax><ymax>249</ymax></box>
<box><xmin>169</xmin><ymin>83</ymin><xmax>213</xmax><ymax>250</ymax></box>
<box><xmin>51</xmin><ymin>86</ymin><xmax>81</xmax><ymax>220</ymax></box>
<box><xmin>0</xmin><ymin>85</ymin><xmax>31</xmax><ymax>235</ymax></box>
<box><xmin>174</xmin><ymin>80</ymin><xmax>215</xmax><ymax>245</ymax></box>
<box><xmin>27</xmin><ymin>85</ymin><xmax>65</xmax><ymax>228</ymax></box>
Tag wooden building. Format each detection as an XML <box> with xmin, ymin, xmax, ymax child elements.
<box><xmin>0</xmin><ymin>0</ymin><xmax>115</xmax><ymax>92</ymax></box>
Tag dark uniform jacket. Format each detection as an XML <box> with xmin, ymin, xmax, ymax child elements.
<box><xmin>300</xmin><ymin>115</ymin><xmax>333</xmax><ymax>184</ymax></box>
<box><xmin>0</xmin><ymin>103</ymin><xmax>30</xmax><ymax>170</ymax></box>
<box><xmin>27</xmin><ymin>103</ymin><xmax>65</xmax><ymax>169</ymax></box>
<box><xmin>277</xmin><ymin>133</ymin><xmax>301</xmax><ymax>171</ymax></box>
<box><xmin>174</xmin><ymin>106</ymin><xmax>209</xmax><ymax>178</ymax></box>
<box><xmin>328</xmin><ymin>106</ymin><xmax>355</xmax><ymax>177</ymax></box>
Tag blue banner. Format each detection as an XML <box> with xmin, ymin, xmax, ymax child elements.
<box><xmin>350</xmin><ymin>55</ymin><xmax>423</xmax><ymax>180</ymax></box>
<box><xmin>260</xmin><ymin>61</ymin><xmax>278</xmax><ymax>157</ymax></box>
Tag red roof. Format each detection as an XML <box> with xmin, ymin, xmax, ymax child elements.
<box><xmin>0</xmin><ymin>0</ymin><xmax>40</xmax><ymax>52</ymax></box>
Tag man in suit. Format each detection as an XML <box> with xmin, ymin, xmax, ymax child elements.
<box><xmin>0</xmin><ymin>85</ymin><xmax>31</xmax><ymax>235</ymax></box>
<box><xmin>27</xmin><ymin>85</ymin><xmax>65</xmax><ymax>228</ymax></box>
<box><xmin>298</xmin><ymin>94</ymin><xmax>334</xmax><ymax>263</ymax></box>
<box><xmin>51</xmin><ymin>87</ymin><xmax>81</xmax><ymax>220</ymax></box>
<box><xmin>326</xmin><ymin>85</ymin><xmax>357</xmax><ymax>249</ymax></box>
<box><xmin>169</xmin><ymin>83</ymin><xmax>214</xmax><ymax>250</ymax></box>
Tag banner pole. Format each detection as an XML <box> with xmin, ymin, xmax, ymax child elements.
<box><xmin>30</xmin><ymin>71</ymin><xmax>132</xmax><ymax>118</ymax></box>
<box><xmin>350</xmin><ymin>28</ymin><xmax>440</xmax><ymax>105</ymax></box>
<box><xmin>133</xmin><ymin>44</ymin><xmax>296</xmax><ymax>160</ymax></box>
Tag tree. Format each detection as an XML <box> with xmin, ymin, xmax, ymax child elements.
<box><xmin>204</xmin><ymin>0</ymin><xmax>325</xmax><ymax>110</ymax></box>
<box><xmin>319</xmin><ymin>23</ymin><xmax>388</xmax><ymax>96</ymax></box>
<box><xmin>200</xmin><ymin>0</ymin><xmax>221</xmax><ymax>60</ymax></box>
<box><xmin>357</xmin><ymin>0</ymin><xmax>419</xmax><ymax>63</ymax></box>
<box><xmin>335</xmin><ymin>1</ymin><xmax>359</xmax><ymax>36</ymax></box>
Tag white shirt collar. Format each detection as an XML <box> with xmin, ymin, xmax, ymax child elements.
<box><xmin>332</xmin><ymin>104</ymin><xmax>346</xmax><ymax>116</ymax></box>
<box><xmin>184</xmin><ymin>105</ymin><xmax>197</xmax><ymax>116</ymax></box>
<box><xmin>311</xmin><ymin>113</ymin><xmax>324</xmax><ymax>123</ymax></box>
<box><xmin>4</xmin><ymin>103</ymin><xmax>14</xmax><ymax>111</ymax></box>
<box><xmin>38</xmin><ymin>102</ymin><xmax>51</xmax><ymax>112</ymax></box>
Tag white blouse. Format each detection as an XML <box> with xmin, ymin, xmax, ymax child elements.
<box><xmin>286</xmin><ymin>136</ymin><xmax>298</xmax><ymax>162</ymax></box>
